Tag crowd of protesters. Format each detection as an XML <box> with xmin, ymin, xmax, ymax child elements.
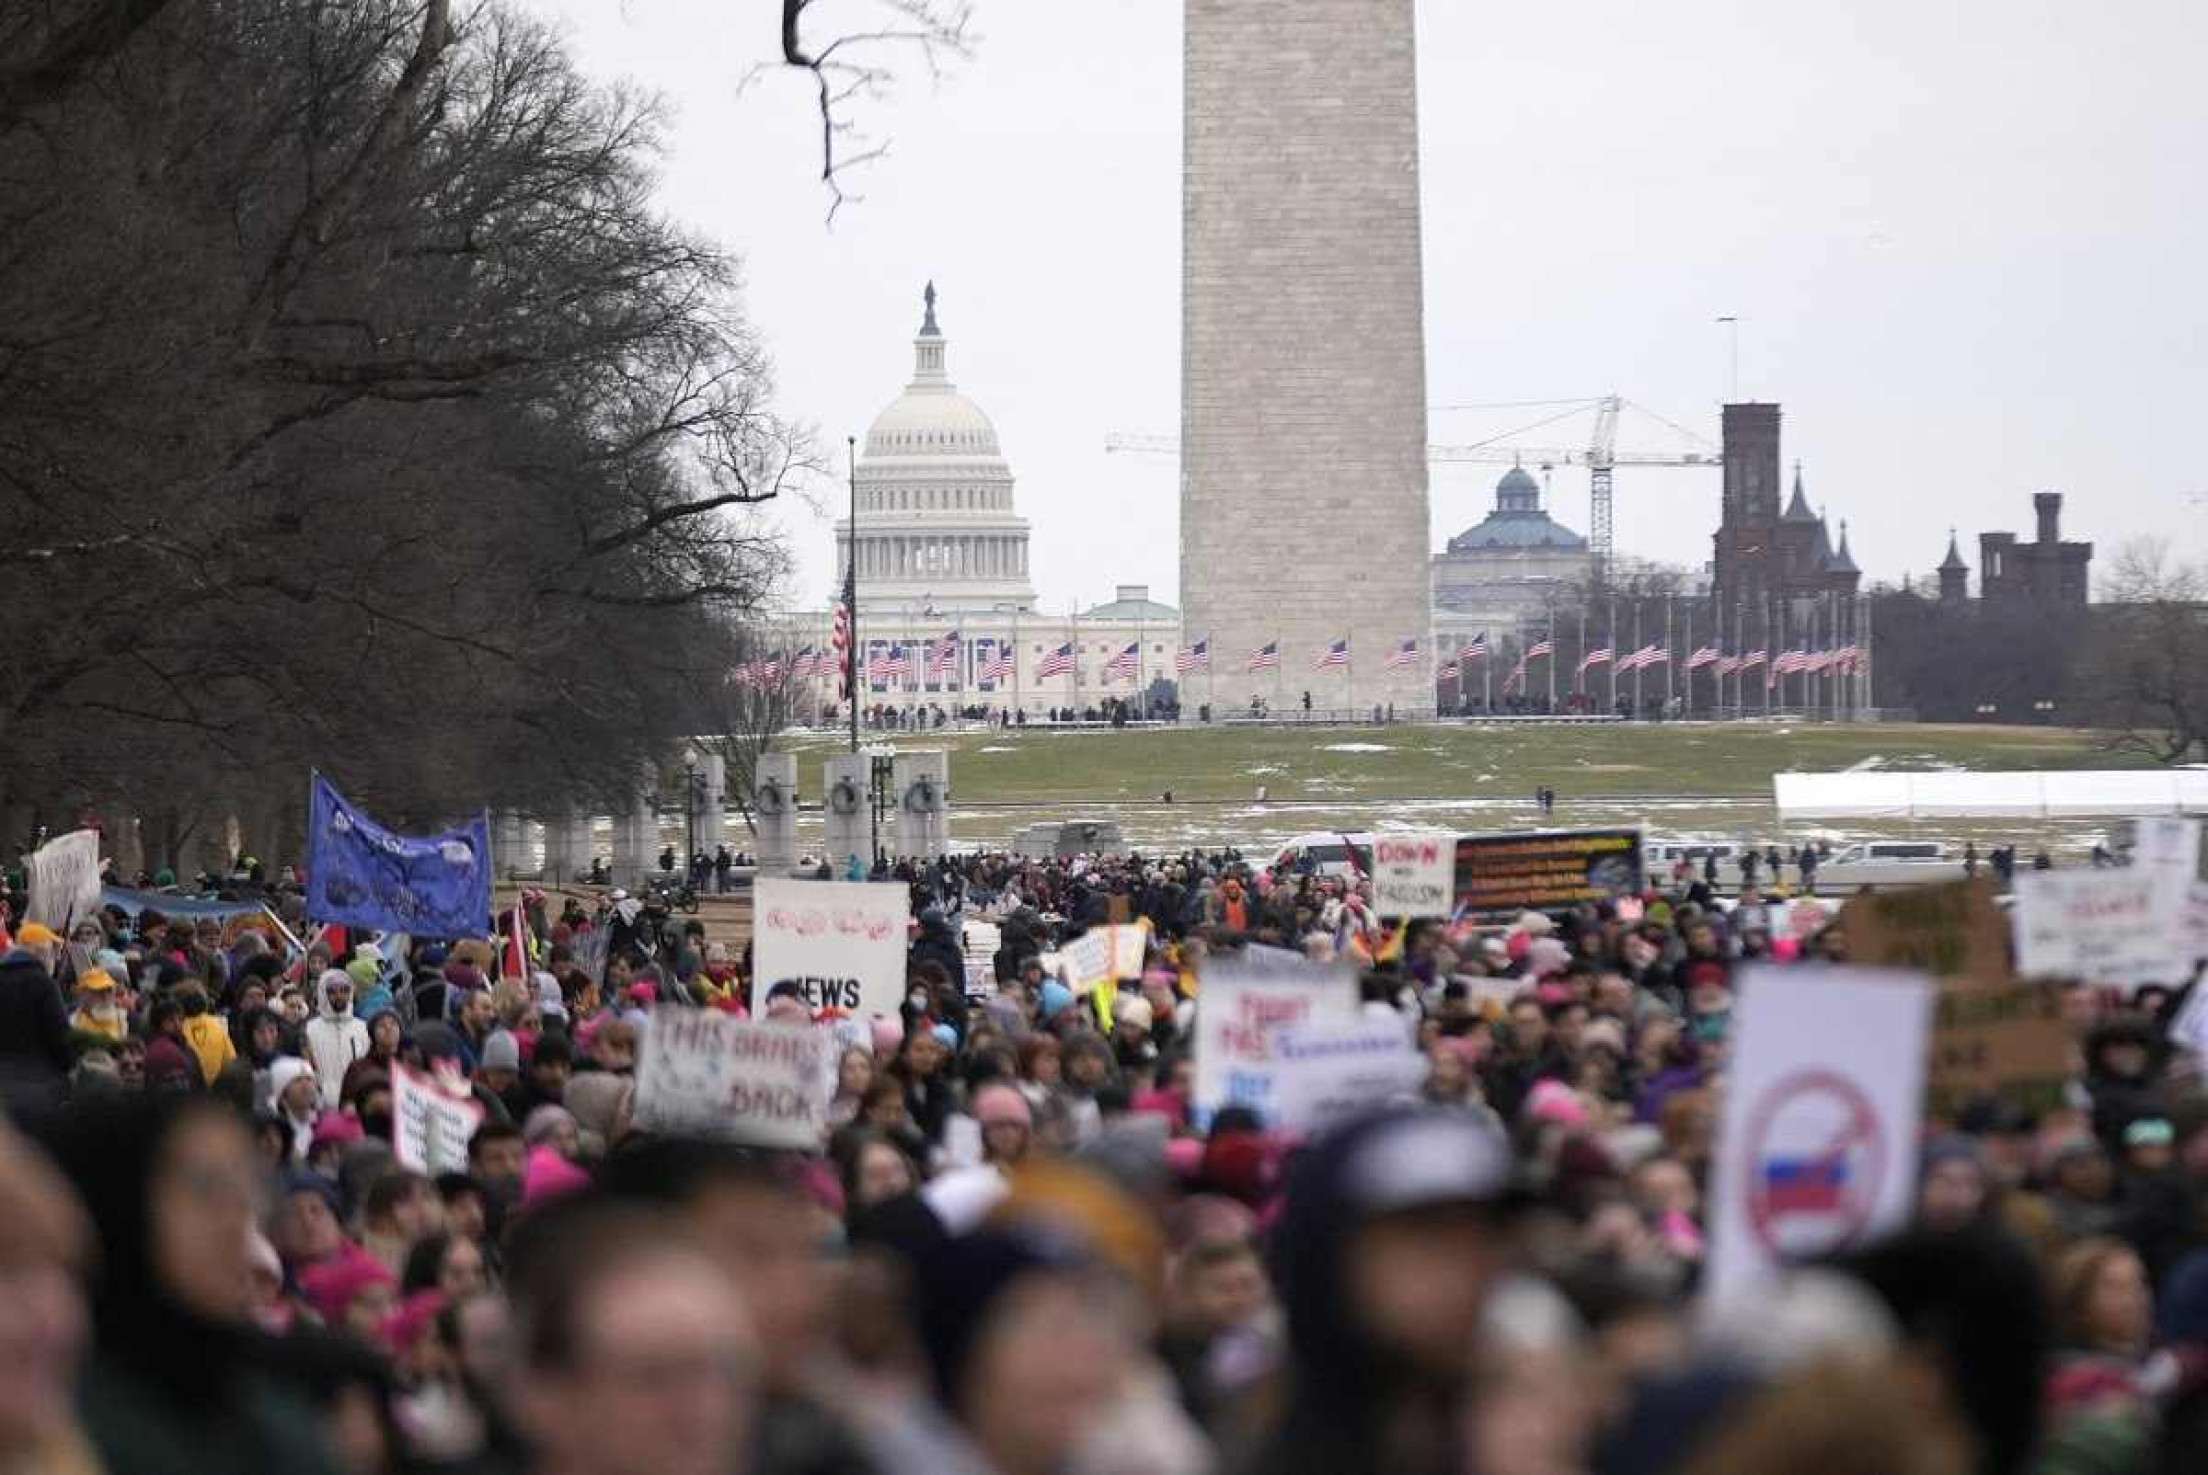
<box><xmin>0</xmin><ymin>839</ymin><xmax>2205</xmax><ymax>1475</ymax></box>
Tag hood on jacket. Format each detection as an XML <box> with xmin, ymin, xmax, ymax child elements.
<box><xmin>267</xmin><ymin>1055</ymin><xmax>317</xmax><ymax>1113</ymax></box>
<box><xmin>315</xmin><ymin>969</ymin><xmax>355</xmax><ymax>1020</ymax></box>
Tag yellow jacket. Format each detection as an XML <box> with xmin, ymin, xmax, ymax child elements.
<box><xmin>179</xmin><ymin>1014</ymin><xmax>236</xmax><ymax>1086</ymax></box>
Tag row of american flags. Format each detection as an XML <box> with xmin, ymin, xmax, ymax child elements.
<box><xmin>734</xmin><ymin>632</ymin><xmax>1867</xmax><ymax>689</ymax></box>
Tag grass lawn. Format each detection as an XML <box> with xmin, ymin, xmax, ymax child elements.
<box><xmin>763</xmin><ymin>721</ymin><xmax>2149</xmax><ymax>856</ymax></box>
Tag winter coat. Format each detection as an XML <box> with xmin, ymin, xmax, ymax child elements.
<box><xmin>302</xmin><ymin>972</ymin><xmax>369</xmax><ymax>1109</ymax></box>
<box><xmin>178</xmin><ymin>1013</ymin><xmax>236</xmax><ymax>1086</ymax></box>
<box><xmin>0</xmin><ymin>948</ymin><xmax>71</xmax><ymax>1114</ymax></box>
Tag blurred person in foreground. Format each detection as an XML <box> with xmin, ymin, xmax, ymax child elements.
<box><xmin>42</xmin><ymin>1094</ymin><xmax>340</xmax><ymax>1475</ymax></box>
<box><xmin>1241</xmin><ymin>1107</ymin><xmax>1517</xmax><ymax>1475</ymax></box>
<box><xmin>502</xmin><ymin>1197</ymin><xmax>760</xmax><ymax>1475</ymax></box>
<box><xmin>0</xmin><ymin>1119</ymin><xmax>97</xmax><ymax>1475</ymax></box>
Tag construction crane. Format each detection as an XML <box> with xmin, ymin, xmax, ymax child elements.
<box><xmin>1105</xmin><ymin>394</ymin><xmax>1720</xmax><ymax>584</ymax></box>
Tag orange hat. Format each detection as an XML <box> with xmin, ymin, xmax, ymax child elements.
<box><xmin>16</xmin><ymin>923</ymin><xmax>61</xmax><ymax>947</ymax></box>
<box><xmin>76</xmin><ymin>969</ymin><xmax>116</xmax><ymax>992</ymax></box>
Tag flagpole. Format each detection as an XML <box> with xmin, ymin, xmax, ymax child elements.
<box><xmin>1632</xmin><ymin>599</ymin><xmax>1644</xmax><ymax>716</ymax></box>
<box><xmin>1576</xmin><ymin>605</ymin><xmax>1586</xmax><ymax>706</ymax></box>
<box><xmin>1665</xmin><ymin>594</ymin><xmax>1675</xmax><ymax>713</ymax></box>
<box><xmin>1607</xmin><ymin>595</ymin><xmax>1618</xmax><ymax>715</ymax></box>
<box><xmin>1275</xmin><ymin>632</ymin><xmax>1284</xmax><ymax>720</ymax></box>
<box><xmin>1681</xmin><ymin>600</ymin><xmax>1691</xmax><ymax>718</ymax></box>
<box><xmin>1484</xmin><ymin>636</ymin><xmax>1493</xmax><ymax>713</ymax></box>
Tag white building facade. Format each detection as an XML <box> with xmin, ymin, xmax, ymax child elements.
<box><xmin>785</xmin><ymin>287</ymin><xmax>1183</xmax><ymax>718</ymax></box>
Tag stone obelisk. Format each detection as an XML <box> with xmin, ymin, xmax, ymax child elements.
<box><xmin>1180</xmin><ymin>0</ymin><xmax>1432</xmax><ymax>714</ymax></box>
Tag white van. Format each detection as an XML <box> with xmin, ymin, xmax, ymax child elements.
<box><xmin>1272</xmin><ymin>831</ymin><xmax>1377</xmax><ymax>879</ymax></box>
<box><xmin>1649</xmin><ymin>839</ymin><xmax>1739</xmax><ymax>869</ymax></box>
<box><xmin>1814</xmin><ymin>840</ymin><xmax>1967</xmax><ymax>888</ymax></box>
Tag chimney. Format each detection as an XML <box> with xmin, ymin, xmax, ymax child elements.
<box><xmin>2034</xmin><ymin>492</ymin><xmax>2062</xmax><ymax>545</ymax></box>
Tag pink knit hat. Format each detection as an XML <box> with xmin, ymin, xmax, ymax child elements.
<box><xmin>297</xmin><ymin>1245</ymin><xmax>395</xmax><ymax>1324</ymax></box>
<box><xmin>1525</xmin><ymin>1078</ymin><xmax>1591</xmax><ymax>1130</ymax></box>
<box><xmin>521</xmin><ymin>1144</ymin><xmax>592</xmax><ymax>1208</ymax></box>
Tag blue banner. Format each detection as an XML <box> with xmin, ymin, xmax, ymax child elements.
<box><xmin>305</xmin><ymin>773</ymin><xmax>491</xmax><ymax>940</ymax></box>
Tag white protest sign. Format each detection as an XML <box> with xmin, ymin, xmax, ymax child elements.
<box><xmin>1371</xmin><ymin>832</ymin><xmax>1455</xmax><ymax>918</ymax></box>
<box><xmin>2013</xmin><ymin>868</ymin><xmax>2187</xmax><ymax>988</ymax></box>
<box><xmin>1705</xmin><ymin>966</ymin><xmax>1932</xmax><ymax>1307</ymax></box>
<box><xmin>633</xmin><ymin>1010</ymin><xmax>833</xmax><ymax>1149</ymax></box>
<box><xmin>1060</xmin><ymin>923</ymin><xmax>1149</xmax><ymax>988</ymax></box>
<box><xmin>1270</xmin><ymin>1019</ymin><xmax>1425</xmax><ymax>1134</ymax></box>
<box><xmin>2132</xmin><ymin>817</ymin><xmax>2208</xmax><ymax>961</ymax></box>
<box><xmin>25</xmin><ymin>829</ymin><xmax>102</xmax><ymax>932</ymax></box>
<box><xmin>1193</xmin><ymin>952</ymin><xmax>1359</xmax><ymax>1125</ymax></box>
<box><xmin>391</xmin><ymin>1063</ymin><xmax>484</xmax><ymax>1175</ymax></box>
<box><xmin>750</xmin><ymin>878</ymin><xmax>910</xmax><ymax>1018</ymax></box>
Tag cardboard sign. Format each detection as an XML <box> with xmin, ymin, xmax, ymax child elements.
<box><xmin>1270</xmin><ymin>1019</ymin><xmax>1425</xmax><ymax>1134</ymax></box>
<box><xmin>1705</xmin><ymin>966</ymin><xmax>1932</xmax><ymax>1306</ymax></box>
<box><xmin>1452</xmin><ymin>829</ymin><xmax>1644</xmax><ymax>919</ymax></box>
<box><xmin>1192</xmin><ymin>952</ymin><xmax>1358</xmax><ymax>1125</ymax></box>
<box><xmin>1840</xmin><ymin>880</ymin><xmax>2070</xmax><ymax>1117</ymax></box>
<box><xmin>633</xmin><ymin>1010</ymin><xmax>833</xmax><ymax>1149</ymax></box>
<box><xmin>2012</xmin><ymin>869</ymin><xmax>2186</xmax><ymax>988</ymax></box>
<box><xmin>1372</xmin><ymin>832</ymin><xmax>1455</xmax><ymax>917</ymax></box>
<box><xmin>25</xmin><ymin>829</ymin><xmax>102</xmax><ymax>932</ymax></box>
<box><xmin>750</xmin><ymin>878</ymin><xmax>910</xmax><ymax>1018</ymax></box>
<box><xmin>391</xmin><ymin>1063</ymin><xmax>484</xmax><ymax>1175</ymax></box>
<box><xmin>1925</xmin><ymin>982</ymin><xmax>2072</xmax><ymax>1118</ymax></box>
<box><xmin>1836</xmin><ymin>881</ymin><xmax>2010</xmax><ymax>988</ymax></box>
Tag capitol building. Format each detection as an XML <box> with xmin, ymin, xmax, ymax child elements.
<box><xmin>787</xmin><ymin>287</ymin><xmax>1182</xmax><ymax>716</ymax></box>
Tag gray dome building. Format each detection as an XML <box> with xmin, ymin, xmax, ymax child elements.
<box><xmin>1431</xmin><ymin>465</ymin><xmax>1593</xmax><ymax>658</ymax></box>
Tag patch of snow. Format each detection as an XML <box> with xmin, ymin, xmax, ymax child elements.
<box><xmin>977</xmin><ymin>745</ymin><xmax>1018</xmax><ymax>753</ymax></box>
<box><xmin>1319</xmin><ymin>743</ymin><xmax>1393</xmax><ymax>753</ymax></box>
<box><xmin>1842</xmin><ymin>755</ymin><xmax>1885</xmax><ymax>773</ymax></box>
<box><xmin>1245</xmin><ymin>764</ymin><xmax>1286</xmax><ymax>776</ymax></box>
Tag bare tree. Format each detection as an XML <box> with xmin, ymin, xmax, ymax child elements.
<box><xmin>2086</xmin><ymin>540</ymin><xmax>2208</xmax><ymax>763</ymax></box>
<box><xmin>770</xmin><ymin>0</ymin><xmax>977</xmax><ymax>218</ymax></box>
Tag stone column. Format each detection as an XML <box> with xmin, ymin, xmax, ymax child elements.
<box><xmin>693</xmin><ymin>753</ymin><xmax>726</xmax><ymax>853</ymax></box>
<box><xmin>610</xmin><ymin>768</ymin><xmax>659</xmax><ymax>888</ymax></box>
<box><xmin>493</xmin><ymin>811</ymin><xmax>526</xmax><ymax>880</ymax></box>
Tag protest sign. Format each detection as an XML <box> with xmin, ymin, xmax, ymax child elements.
<box><xmin>26</xmin><ymin>829</ymin><xmax>102</xmax><ymax>932</ymax></box>
<box><xmin>1838</xmin><ymin>880</ymin><xmax>2069</xmax><ymax>1118</ymax></box>
<box><xmin>1836</xmin><ymin>880</ymin><xmax>2009</xmax><ymax>986</ymax></box>
<box><xmin>2012</xmin><ymin>868</ymin><xmax>2186</xmax><ymax>988</ymax></box>
<box><xmin>1192</xmin><ymin>952</ymin><xmax>1358</xmax><ymax>1125</ymax></box>
<box><xmin>1705</xmin><ymin>966</ymin><xmax>1932</xmax><ymax>1305</ymax></box>
<box><xmin>1061</xmin><ymin>924</ymin><xmax>1149</xmax><ymax>988</ymax></box>
<box><xmin>2132</xmin><ymin>816</ymin><xmax>2208</xmax><ymax>962</ymax></box>
<box><xmin>1925</xmin><ymin>982</ymin><xmax>2071</xmax><ymax>1118</ymax></box>
<box><xmin>306</xmin><ymin>772</ymin><xmax>491</xmax><ymax>939</ymax></box>
<box><xmin>1452</xmin><ymin>829</ymin><xmax>1644</xmax><ymax>918</ymax></box>
<box><xmin>632</xmin><ymin>1010</ymin><xmax>832</xmax><ymax>1149</ymax></box>
<box><xmin>1269</xmin><ymin>1019</ymin><xmax>1425</xmax><ymax>1134</ymax></box>
<box><xmin>749</xmin><ymin>878</ymin><xmax>909</xmax><ymax>1017</ymax></box>
<box><xmin>1371</xmin><ymin>832</ymin><xmax>1455</xmax><ymax>917</ymax></box>
<box><xmin>391</xmin><ymin>1063</ymin><xmax>484</xmax><ymax>1175</ymax></box>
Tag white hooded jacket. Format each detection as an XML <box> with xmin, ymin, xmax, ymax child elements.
<box><xmin>303</xmin><ymin>969</ymin><xmax>369</xmax><ymax>1108</ymax></box>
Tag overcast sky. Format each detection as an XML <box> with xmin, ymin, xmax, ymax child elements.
<box><xmin>524</xmin><ymin>0</ymin><xmax>2205</xmax><ymax>612</ymax></box>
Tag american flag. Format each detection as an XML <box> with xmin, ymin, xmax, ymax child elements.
<box><xmin>756</xmin><ymin>652</ymin><xmax>785</xmax><ymax>684</ymax></box>
<box><xmin>1383</xmin><ymin>637</ymin><xmax>1420</xmax><ymax>671</ymax></box>
<box><xmin>1457</xmin><ymin>632</ymin><xmax>1489</xmax><ymax>664</ymax></box>
<box><xmin>875</xmin><ymin>644</ymin><xmax>912</xmax><ymax>682</ymax></box>
<box><xmin>1639</xmin><ymin>645</ymin><xmax>1671</xmax><ymax>669</ymax></box>
<box><xmin>1578</xmin><ymin>646</ymin><xmax>1613</xmax><ymax>677</ymax></box>
<box><xmin>1737</xmin><ymin>649</ymin><xmax>1769</xmax><ymax>671</ymax></box>
<box><xmin>978</xmin><ymin>646</ymin><xmax>1015</xmax><ymax>683</ymax></box>
<box><xmin>1616</xmin><ymin>643</ymin><xmax>1662</xmax><ymax>672</ymax></box>
<box><xmin>1176</xmin><ymin>638</ymin><xmax>1210</xmax><ymax>674</ymax></box>
<box><xmin>929</xmin><ymin>631</ymin><xmax>961</xmax><ymax>678</ymax></box>
<box><xmin>1502</xmin><ymin>652</ymin><xmax>1533</xmax><ymax>693</ymax></box>
<box><xmin>1772</xmin><ymin>649</ymin><xmax>1809</xmax><ymax>675</ymax></box>
<box><xmin>1523</xmin><ymin>638</ymin><xmax>1555</xmax><ymax>661</ymax></box>
<box><xmin>1103</xmin><ymin>641</ymin><xmax>1139</xmax><ymax>681</ymax></box>
<box><xmin>1247</xmin><ymin>641</ymin><xmax>1280</xmax><ymax>672</ymax></box>
<box><xmin>1035</xmin><ymin>642</ymin><xmax>1075</xmax><ymax>679</ymax></box>
<box><xmin>789</xmin><ymin>645</ymin><xmax>817</xmax><ymax>681</ymax></box>
<box><xmin>1315</xmin><ymin>637</ymin><xmax>1350</xmax><ymax>670</ymax></box>
<box><xmin>1686</xmin><ymin>645</ymin><xmax>1722</xmax><ymax>671</ymax></box>
<box><xmin>1714</xmin><ymin>655</ymin><xmax>1740</xmax><ymax>676</ymax></box>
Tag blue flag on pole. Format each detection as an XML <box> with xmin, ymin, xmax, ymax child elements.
<box><xmin>305</xmin><ymin>773</ymin><xmax>491</xmax><ymax>940</ymax></box>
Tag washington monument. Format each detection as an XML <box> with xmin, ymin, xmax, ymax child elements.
<box><xmin>1180</xmin><ymin>0</ymin><xmax>1432</xmax><ymax>710</ymax></box>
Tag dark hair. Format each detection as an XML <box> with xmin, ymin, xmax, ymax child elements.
<box><xmin>467</xmin><ymin>1121</ymin><xmax>523</xmax><ymax>1161</ymax></box>
<box><xmin>434</xmin><ymin>1171</ymin><xmax>483</xmax><ymax>1204</ymax></box>
<box><xmin>531</xmin><ymin>1033</ymin><xmax>573</xmax><ymax>1069</ymax></box>
<box><xmin>402</xmin><ymin>1231</ymin><xmax>462</xmax><ymax>1294</ymax></box>
<box><xmin>362</xmin><ymin>1168</ymin><xmax>429</xmax><ymax>1224</ymax></box>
